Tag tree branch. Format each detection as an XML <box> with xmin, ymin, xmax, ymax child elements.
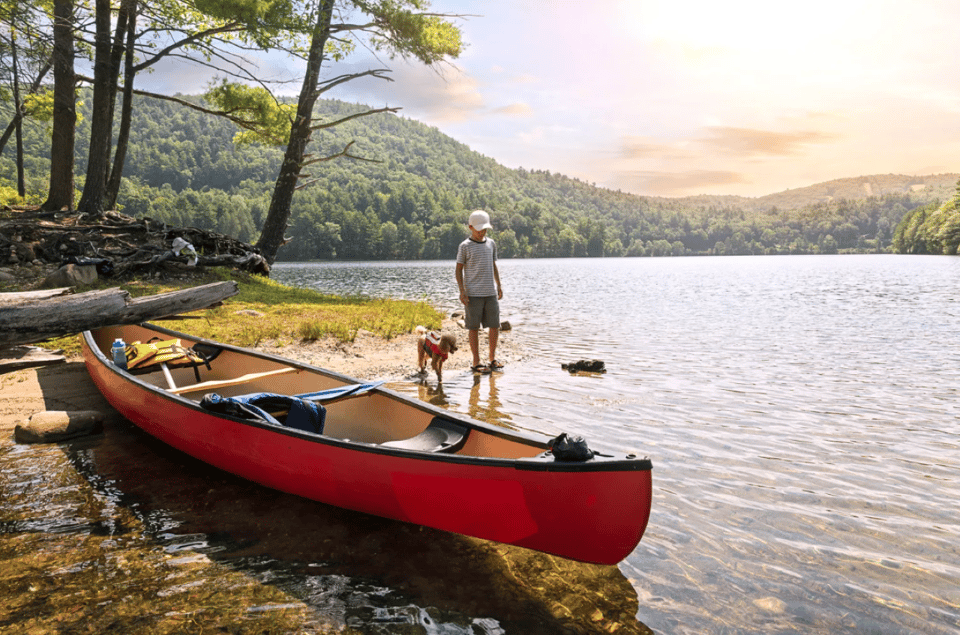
<box><xmin>131</xmin><ymin>22</ymin><xmax>246</xmax><ymax>73</ymax></box>
<box><xmin>295</xmin><ymin>144</ymin><xmax>382</xmax><ymax>191</ymax></box>
<box><xmin>309</xmin><ymin>104</ymin><xmax>399</xmax><ymax>132</ymax></box>
<box><xmin>314</xmin><ymin>67</ymin><xmax>393</xmax><ymax>97</ymax></box>
<box><xmin>73</xmin><ymin>74</ymin><xmax>272</xmax><ymax>134</ymax></box>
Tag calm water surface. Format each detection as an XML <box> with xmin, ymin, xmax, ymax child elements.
<box><xmin>2</xmin><ymin>255</ymin><xmax>957</xmax><ymax>634</ymax></box>
<box><xmin>274</xmin><ymin>255</ymin><xmax>960</xmax><ymax>634</ymax></box>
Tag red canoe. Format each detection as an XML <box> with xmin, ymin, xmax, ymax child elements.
<box><xmin>81</xmin><ymin>323</ymin><xmax>652</xmax><ymax>564</ymax></box>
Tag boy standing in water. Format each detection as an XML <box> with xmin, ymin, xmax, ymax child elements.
<box><xmin>456</xmin><ymin>210</ymin><xmax>504</xmax><ymax>374</ymax></box>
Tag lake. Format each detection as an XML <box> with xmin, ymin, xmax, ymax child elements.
<box><xmin>2</xmin><ymin>254</ymin><xmax>957</xmax><ymax>634</ymax></box>
<box><xmin>273</xmin><ymin>255</ymin><xmax>960</xmax><ymax>634</ymax></box>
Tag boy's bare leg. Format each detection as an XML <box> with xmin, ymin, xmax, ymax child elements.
<box><xmin>488</xmin><ymin>328</ymin><xmax>499</xmax><ymax>363</ymax></box>
<box><xmin>469</xmin><ymin>329</ymin><xmax>480</xmax><ymax>367</ymax></box>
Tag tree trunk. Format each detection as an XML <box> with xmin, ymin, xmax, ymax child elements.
<box><xmin>10</xmin><ymin>32</ymin><xmax>25</xmax><ymax>197</ymax></box>
<box><xmin>106</xmin><ymin>0</ymin><xmax>138</xmax><ymax>210</ymax></box>
<box><xmin>14</xmin><ymin>110</ymin><xmax>24</xmax><ymax>197</ymax></box>
<box><xmin>77</xmin><ymin>0</ymin><xmax>117</xmax><ymax>216</ymax></box>
<box><xmin>0</xmin><ymin>118</ymin><xmax>17</xmax><ymax>156</ymax></box>
<box><xmin>256</xmin><ymin>0</ymin><xmax>335</xmax><ymax>265</ymax></box>
<box><xmin>0</xmin><ymin>59</ymin><xmax>51</xmax><ymax>155</ymax></box>
<box><xmin>41</xmin><ymin>0</ymin><xmax>77</xmax><ymax>212</ymax></box>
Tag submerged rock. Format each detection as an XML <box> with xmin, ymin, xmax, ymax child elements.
<box><xmin>14</xmin><ymin>410</ymin><xmax>106</xmax><ymax>443</ymax></box>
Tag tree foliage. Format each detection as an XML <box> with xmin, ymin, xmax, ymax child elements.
<box><xmin>892</xmin><ymin>179</ymin><xmax>960</xmax><ymax>255</ymax></box>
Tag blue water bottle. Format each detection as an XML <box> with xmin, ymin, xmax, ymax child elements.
<box><xmin>112</xmin><ymin>338</ymin><xmax>127</xmax><ymax>369</ymax></box>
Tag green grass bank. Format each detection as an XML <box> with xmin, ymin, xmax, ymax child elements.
<box><xmin>43</xmin><ymin>269</ymin><xmax>446</xmax><ymax>357</ymax></box>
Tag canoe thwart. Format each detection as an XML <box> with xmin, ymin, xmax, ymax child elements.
<box><xmin>297</xmin><ymin>382</ymin><xmax>383</xmax><ymax>404</ymax></box>
<box><xmin>169</xmin><ymin>367</ymin><xmax>299</xmax><ymax>394</ymax></box>
<box><xmin>381</xmin><ymin>417</ymin><xmax>468</xmax><ymax>453</ymax></box>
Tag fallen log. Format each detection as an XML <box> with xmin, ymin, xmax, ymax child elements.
<box><xmin>0</xmin><ymin>345</ymin><xmax>66</xmax><ymax>373</ymax></box>
<box><xmin>0</xmin><ymin>287</ymin><xmax>72</xmax><ymax>304</ymax></box>
<box><xmin>0</xmin><ymin>280</ymin><xmax>239</xmax><ymax>349</ymax></box>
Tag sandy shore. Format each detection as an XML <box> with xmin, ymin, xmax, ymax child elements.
<box><xmin>254</xmin><ymin>317</ymin><xmax>525</xmax><ymax>383</ymax></box>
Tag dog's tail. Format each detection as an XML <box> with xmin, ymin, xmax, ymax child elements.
<box><xmin>415</xmin><ymin>325</ymin><xmax>427</xmax><ymax>335</ymax></box>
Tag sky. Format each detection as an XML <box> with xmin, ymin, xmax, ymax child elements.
<box><xmin>152</xmin><ymin>0</ymin><xmax>960</xmax><ymax>198</ymax></box>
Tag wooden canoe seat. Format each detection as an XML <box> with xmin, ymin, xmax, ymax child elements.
<box><xmin>381</xmin><ymin>417</ymin><xmax>468</xmax><ymax>453</ymax></box>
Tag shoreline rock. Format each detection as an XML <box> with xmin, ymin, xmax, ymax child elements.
<box><xmin>14</xmin><ymin>410</ymin><xmax>106</xmax><ymax>443</ymax></box>
<box><xmin>561</xmin><ymin>359</ymin><xmax>606</xmax><ymax>373</ymax></box>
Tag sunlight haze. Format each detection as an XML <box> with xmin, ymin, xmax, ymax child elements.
<box><xmin>356</xmin><ymin>0</ymin><xmax>960</xmax><ymax>198</ymax></box>
<box><xmin>146</xmin><ymin>0</ymin><xmax>960</xmax><ymax>198</ymax></box>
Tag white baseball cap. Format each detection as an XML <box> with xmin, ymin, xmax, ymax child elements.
<box><xmin>469</xmin><ymin>210</ymin><xmax>492</xmax><ymax>230</ymax></box>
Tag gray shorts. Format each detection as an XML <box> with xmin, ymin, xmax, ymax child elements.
<box><xmin>464</xmin><ymin>296</ymin><xmax>500</xmax><ymax>330</ymax></box>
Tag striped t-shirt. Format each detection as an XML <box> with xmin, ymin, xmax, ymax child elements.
<box><xmin>457</xmin><ymin>237</ymin><xmax>498</xmax><ymax>297</ymax></box>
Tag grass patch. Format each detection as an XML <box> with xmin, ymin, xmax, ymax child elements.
<box><xmin>39</xmin><ymin>269</ymin><xmax>445</xmax><ymax>356</ymax></box>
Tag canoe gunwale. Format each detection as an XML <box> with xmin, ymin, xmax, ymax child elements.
<box><xmin>81</xmin><ymin>325</ymin><xmax>653</xmax><ymax>473</ymax></box>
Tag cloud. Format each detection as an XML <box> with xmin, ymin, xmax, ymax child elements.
<box><xmin>322</xmin><ymin>59</ymin><xmax>486</xmax><ymax>123</ymax></box>
<box><xmin>334</xmin><ymin>58</ymin><xmax>546</xmax><ymax>126</ymax></box>
<box><xmin>491</xmin><ymin>103</ymin><xmax>533</xmax><ymax>116</ymax></box>
<box><xmin>617</xmin><ymin>126</ymin><xmax>838</xmax><ymax>164</ymax></box>
<box><xmin>364</xmin><ymin>64</ymin><xmax>487</xmax><ymax>125</ymax></box>
<box><xmin>512</xmin><ymin>73</ymin><xmax>538</xmax><ymax>84</ymax></box>
<box><xmin>613</xmin><ymin>170</ymin><xmax>751</xmax><ymax>196</ymax></box>
<box><xmin>138</xmin><ymin>57</ymin><xmax>220</xmax><ymax>95</ymax></box>
<box><xmin>698</xmin><ymin>126</ymin><xmax>839</xmax><ymax>157</ymax></box>
<box><xmin>620</xmin><ymin>136</ymin><xmax>697</xmax><ymax>161</ymax></box>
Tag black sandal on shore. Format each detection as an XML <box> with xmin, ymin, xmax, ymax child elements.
<box><xmin>471</xmin><ymin>364</ymin><xmax>491</xmax><ymax>374</ymax></box>
<box><xmin>489</xmin><ymin>360</ymin><xmax>504</xmax><ymax>370</ymax></box>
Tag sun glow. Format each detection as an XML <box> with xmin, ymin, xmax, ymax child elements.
<box><xmin>617</xmin><ymin>0</ymin><xmax>893</xmax><ymax>78</ymax></box>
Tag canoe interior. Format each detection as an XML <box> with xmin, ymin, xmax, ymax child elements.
<box><xmin>87</xmin><ymin>323</ymin><xmax>549</xmax><ymax>460</ymax></box>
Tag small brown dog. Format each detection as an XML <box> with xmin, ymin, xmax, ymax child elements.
<box><xmin>416</xmin><ymin>325</ymin><xmax>458</xmax><ymax>382</ymax></box>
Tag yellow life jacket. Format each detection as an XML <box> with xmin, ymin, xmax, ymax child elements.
<box><xmin>125</xmin><ymin>338</ymin><xmax>206</xmax><ymax>370</ymax></box>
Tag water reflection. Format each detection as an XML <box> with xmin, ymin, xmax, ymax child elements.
<box><xmin>410</xmin><ymin>371</ymin><xmax>513</xmax><ymax>431</ymax></box>
<box><xmin>414</xmin><ymin>378</ymin><xmax>451</xmax><ymax>408</ymax></box>
<box><xmin>467</xmin><ymin>372</ymin><xmax>511</xmax><ymax>429</ymax></box>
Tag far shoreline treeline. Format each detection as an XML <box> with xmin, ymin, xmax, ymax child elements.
<box><xmin>2</xmin><ymin>93</ymin><xmax>958</xmax><ymax>259</ymax></box>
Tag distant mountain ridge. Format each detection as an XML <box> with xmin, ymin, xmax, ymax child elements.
<box><xmin>3</xmin><ymin>92</ymin><xmax>957</xmax><ymax>258</ymax></box>
<box><xmin>665</xmin><ymin>173</ymin><xmax>959</xmax><ymax>212</ymax></box>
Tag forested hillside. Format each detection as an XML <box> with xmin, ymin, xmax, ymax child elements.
<box><xmin>2</xmin><ymin>93</ymin><xmax>957</xmax><ymax>261</ymax></box>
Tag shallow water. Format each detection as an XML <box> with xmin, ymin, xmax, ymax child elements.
<box><xmin>1</xmin><ymin>255</ymin><xmax>957</xmax><ymax>634</ymax></box>
<box><xmin>1</xmin><ymin>407</ymin><xmax>642</xmax><ymax>634</ymax></box>
<box><xmin>274</xmin><ymin>255</ymin><xmax>960</xmax><ymax>634</ymax></box>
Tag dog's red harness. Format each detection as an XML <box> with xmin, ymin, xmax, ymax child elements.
<box><xmin>422</xmin><ymin>331</ymin><xmax>448</xmax><ymax>361</ymax></box>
